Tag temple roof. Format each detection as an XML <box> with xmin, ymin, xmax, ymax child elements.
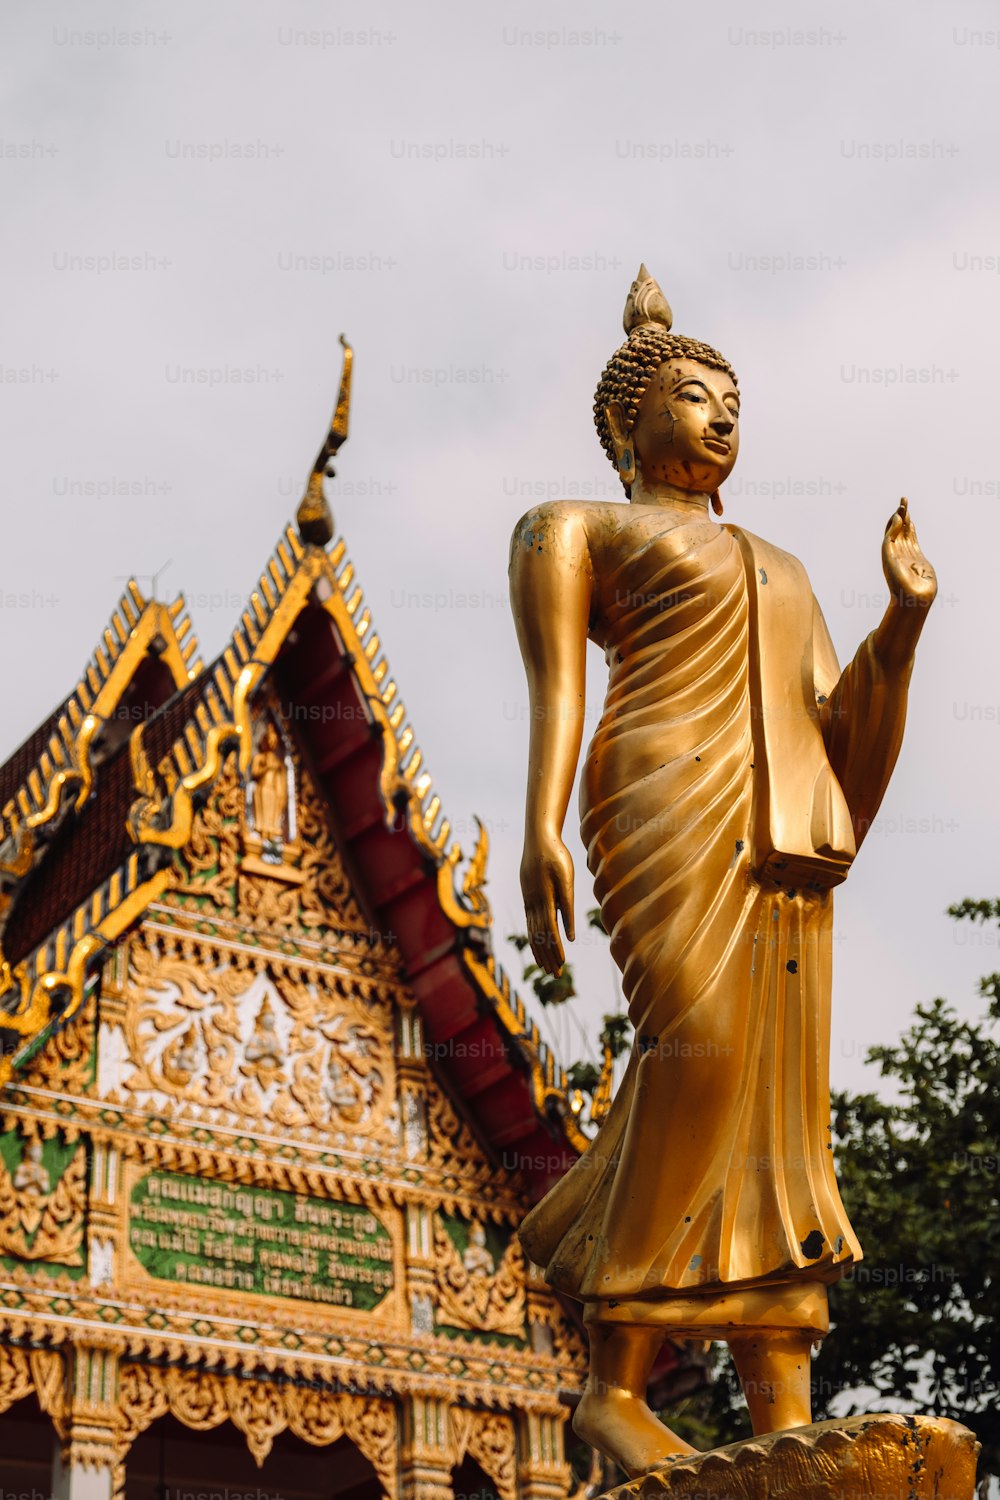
<box><xmin>0</xmin><ymin>523</ymin><xmax>584</xmax><ymax>1195</ymax></box>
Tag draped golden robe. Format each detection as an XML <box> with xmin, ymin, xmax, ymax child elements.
<box><xmin>520</xmin><ymin>515</ymin><xmax>909</xmax><ymax>1332</ymax></box>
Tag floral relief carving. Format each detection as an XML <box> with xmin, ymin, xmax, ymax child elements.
<box><xmin>16</xmin><ymin>990</ymin><xmax>97</xmax><ymax>1098</ymax></box>
<box><xmin>117</xmin><ymin>1363</ymin><xmax>396</xmax><ymax>1491</ymax></box>
<box><xmin>115</xmin><ymin>934</ymin><xmax>396</xmax><ymax>1142</ymax></box>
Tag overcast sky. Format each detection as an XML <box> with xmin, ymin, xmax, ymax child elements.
<box><xmin>2</xmin><ymin>0</ymin><xmax>998</xmax><ymax>1097</ymax></box>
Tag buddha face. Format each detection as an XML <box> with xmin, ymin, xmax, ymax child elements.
<box><xmin>608</xmin><ymin>357</ymin><xmax>740</xmax><ymax>494</ymax></box>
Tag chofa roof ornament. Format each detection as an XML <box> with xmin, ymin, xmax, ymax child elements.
<box><xmin>296</xmin><ymin>332</ymin><xmax>353</xmax><ymax>547</ymax></box>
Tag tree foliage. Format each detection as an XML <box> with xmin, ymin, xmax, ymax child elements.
<box><xmin>811</xmin><ymin>898</ymin><xmax>999</xmax><ymax>1475</ymax></box>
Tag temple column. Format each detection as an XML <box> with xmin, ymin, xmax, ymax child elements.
<box><xmin>517</xmin><ymin>1406</ymin><xmax>573</xmax><ymax>1499</ymax></box>
<box><xmin>399</xmin><ymin>1393</ymin><xmax>453</xmax><ymax>1500</ymax></box>
<box><xmin>50</xmin><ymin>1343</ymin><xmax>119</xmax><ymax>1500</ymax></box>
<box><xmin>51</xmin><ymin>1442</ymin><xmax>113</xmax><ymax>1500</ymax></box>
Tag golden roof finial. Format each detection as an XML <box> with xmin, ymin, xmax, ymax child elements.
<box><xmin>623</xmin><ymin>263</ymin><xmax>673</xmax><ymax>335</ymax></box>
<box><xmin>296</xmin><ymin>333</ymin><xmax>353</xmax><ymax>548</ymax></box>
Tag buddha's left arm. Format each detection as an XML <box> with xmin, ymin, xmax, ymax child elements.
<box><xmin>814</xmin><ymin>605</ymin><xmax>908</xmax><ymax>851</ymax></box>
<box><xmin>815</xmin><ymin>501</ymin><xmax>936</xmax><ymax>852</ymax></box>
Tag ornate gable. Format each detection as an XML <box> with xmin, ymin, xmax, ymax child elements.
<box><xmin>0</xmin><ymin>526</ymin><xmax>585</xmax><ymax>1191</ymax></box>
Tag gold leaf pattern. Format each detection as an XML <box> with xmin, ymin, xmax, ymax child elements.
<box><xmin>454</xmin><ymin>1408</ymin><xmax>518</xmax><ymax>1500</ymax></box>
<box><xmin>425</xmin><ymin>1077</ymin><xmax>496</xmax><ymax>1190</ymax></box>
<box><xmin>168</xmin><ymin>710</ymin><xmax>382</xmax><ymax>947</ymax></box>
<box><xmin>433</xmin><ymin>1217</ymin><xmax>526</xmax><ymax>1337</ymax></box>
<box><xmin>0</xmin><ymin>1140</ymin><xmax>86</xmax><ymax>1266</ymax></box>
<box><xmin>117</xmin><ymin>1363</ymin><xmax>397</xmax><ymax>1488</ymax></box>
<box><xmin>17</xmin><ymin>990</ymin><xmax>97</xmax><ymax>1097</ymax></box>
<box><xmin>0</xmin><ymin>1344</ymin><xmax>34</xmax><ymax>1414</ymax></box>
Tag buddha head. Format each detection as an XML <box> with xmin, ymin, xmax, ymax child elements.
<box><xmin>595</xmin><ymin>266</ymin><xmax>740</xmax><ymax>506</ymax></box>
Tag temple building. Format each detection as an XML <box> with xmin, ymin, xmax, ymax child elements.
<box><xmin>0</xmin><ymin>500</ymin><xmax>596</xmax><ymax>1497</ymax></box>
<box><xmin>0</xmin><ymin>355</ymin><xmax>698</xmax><ymax>1498</ymax></box>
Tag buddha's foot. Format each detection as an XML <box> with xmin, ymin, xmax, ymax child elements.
<box><xmin>573</xmin><ymin>1388</ymin><xmax>697</xmax><ymax>1478</ymax></box>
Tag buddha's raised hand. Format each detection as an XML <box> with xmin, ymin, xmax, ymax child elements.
<box><xmin>882</xmin><ymin>498</ymin><xmax>937</xmax><ymax>608</ymax></box>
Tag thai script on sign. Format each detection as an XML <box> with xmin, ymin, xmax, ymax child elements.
<box><xmin>129</xmin><ymin>1171</ymin><xmax>394</xmax><ymax>1310</ymax></box>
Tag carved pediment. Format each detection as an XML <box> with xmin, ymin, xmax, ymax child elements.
<box><xmin>101</xmin><ymin>933</ymin><xmax>398</xmax><ymax>1149</ymax></box>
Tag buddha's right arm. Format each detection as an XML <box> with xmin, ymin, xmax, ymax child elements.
<box><xmin>508</xmin><ymin>505</ymin><xmax>593</xmax><ymax>970</ymax></box>
<box><xmin>509</xmin><ymin>504</ymin><xmax>593</xmax><ymax>841</ymax></box>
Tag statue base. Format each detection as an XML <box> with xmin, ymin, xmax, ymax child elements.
<box><xmin>598</xmin><ymin>1413</ymin><xmax>979</xmax><ymax>1500</ymax></box>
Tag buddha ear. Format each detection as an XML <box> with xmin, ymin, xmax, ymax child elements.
<box><xmin>605</xmin><ymin>402</ymin><xmax>635</xmax><ymax>487</ymax></box>
<box><xmin>605</xmin><ymin>401</ymin><xmax>628</xmax><ymax>455</ymax></box>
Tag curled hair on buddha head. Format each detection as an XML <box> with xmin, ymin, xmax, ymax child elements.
<box><xmin>594</xmin><ymin>264</ymin><xmax>738</xmax><ymax>499</ymax></box>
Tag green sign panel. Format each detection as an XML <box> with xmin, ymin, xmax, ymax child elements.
<box><xmin>129</xmin><ymin>1171</ymin><xmax>393</xmax><ymax>1311</ymax></box>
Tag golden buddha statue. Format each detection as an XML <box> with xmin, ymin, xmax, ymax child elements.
<box><xmin>250</xmin><ymin>724</ymin><xmax>290</xmax><ymax>848</ymax></box>
<box><xmin>509</xmin><ymin>267</ymin><xmax>937</xmax><ymax>1478</ymax></box>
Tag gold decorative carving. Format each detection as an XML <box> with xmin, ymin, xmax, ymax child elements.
<box><xmin>294</xmin><ymin>758</ymin><xmax>367</xmax><ymax>932</ymax></box>
<box><xmin>0</xmin><ymin>1140</ymin><xmax>86</xmax><ymax>1265</ymax></box>
<box><xmin>425</xmin><ymin>1078</ymin><xmax>496</xmax><ymax>1190</ymax></box>
<box><xmin>0</xmin><ymin>585</ymin><xmax>197</xmax><ymax>855</ymax></box>
<box><xmin>0</xmin><ymin>862</ymin><xmax>175</xmax><ymax>1091</ymax></box>
<box><xmin>433</xmin><ymin>1216</ymin><xmax>525</xmax><ymax>1337</ymax></box>
<box><xmin>450</xmin><ymin>1407</ymin><xmax>518</xmax><ymax>1500</ymax></box>
<box><xmin>0</xmin><ymin>1343</ymin><xmax>34</xmax><ymax>1413</ymax></box>
<box><xmin>437</xmin><ymin>814</ymin><xmax>491</xmax><ymax>929</ymax></box>
<box><xmin>0</xmin><ymin>1285</ymin><xmax>579</xmax><ymax>1421</ymax></box>
<box><xmin>174</xmin><ymin>750</ymin><xmax>242</xmax><ymax>907</ymax></box>
<box><xmin>0</xmin><ymin>1344</ymin><xmax>68</xmax><ymax>1434</ymax></box>
<box><xmin>30</xmin><ymin>1346</ymin><xmax>69</xmax><ymax>1427</ymax></box>
<box><xmin>170</xmin><ymin>741</ymin><xmax>378</xmax><ymax>947</ymax></box>
<box><xmin>16</xmin><ymin>988</ymin><xmax>97</xmax><ymax>1098</ymax></box>
<box><xmin>461</xmin><ymin>818</ymin><xmax>490</xmax><ymax>912</ymax></box>
<box><xmin>526</xmin><ymin>1293</ymin><xmax>588</xmax><ymax>1368</ymax></box>
<box><xmin>120</xmin><ymin>933</ymin><xmax>395</xmax><ymax>1139</ymax></box>
<box><xmin>236</xmin><ymin>870</ymin><xmax>300</xmax><ymax>929</ymax></box>
<box><xmin>120</xmin><ymin>943</ymin><xmax>249</xmax><ymax>1109</ymax></box>
<box><xmin>118</xmin><ymin>1362</ymin><xmax>397</xmax><ymax>1490</ymax></box>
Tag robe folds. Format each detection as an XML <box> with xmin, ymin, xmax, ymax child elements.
<box><xmin>520</xmin><ymin>518</ymin><xmax>909</xmax><ymax>1318</ymax></box>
